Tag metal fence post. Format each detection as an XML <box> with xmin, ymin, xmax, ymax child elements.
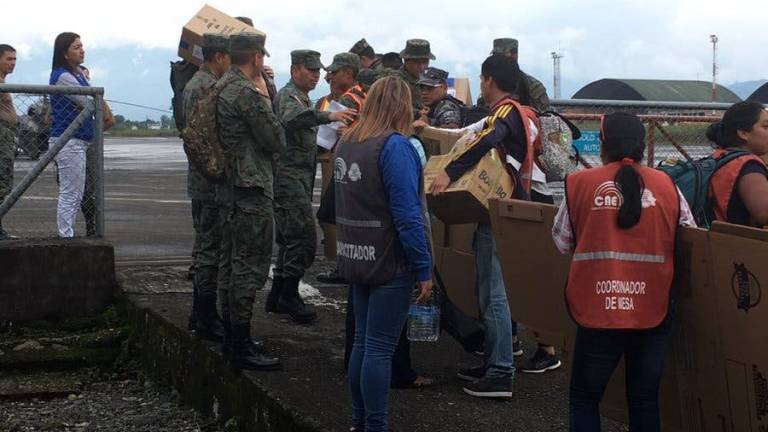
<box><xmin>93</xmin><ymin>94</ymin><xmax>105</xmax><ymax>237</ymax></box>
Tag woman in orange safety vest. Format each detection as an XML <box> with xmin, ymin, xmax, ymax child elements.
<box><xmin>706</xmin><ymin>101</ymin><xmax>768</xmax><ymax>227</ymax></box>
<box><xmin>552</xmin><ymin>112</ymin><xmax>696</xmax><ymax>432</ymax></box>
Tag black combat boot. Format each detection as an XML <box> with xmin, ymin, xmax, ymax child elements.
<box><xmin>222</xmin><ymin>312</ymin><xmax>264</xmax><ymax>356</ymax></box>
<box><xmin>193</xmin><ymin>292</ymin><xmax>225</xmax><ymax>342</ymax></box>
<box><xmin>265</xmin><ymin>276</ymin><xmax>284</xmax><ymax>313</ymax></box>
<box><xmin>227</xmin><ymin>323</ymin><xmax>281</xmax><ymax>371</ymax></box>
<box><xmin>276</xmin><ymin>277</ymin><xmax>317</xmax><ymax>324</ymax></box>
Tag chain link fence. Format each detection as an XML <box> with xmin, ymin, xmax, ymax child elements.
<box><xmin>0</xmin><ymin>83</ymin><xmax>104</xmax><ymax>239</ymax></box>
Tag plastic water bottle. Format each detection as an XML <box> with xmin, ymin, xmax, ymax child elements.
<box><xmin>407</xmin><ymin>289</ymin><xmax>440</xmax><ymax>342</ymax></box>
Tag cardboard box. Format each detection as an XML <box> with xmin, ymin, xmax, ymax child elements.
<box><xmin>418</xmin><ymin>127</ymin><xmax>463</xmax><ymax>157</ymax></box>
<box><xmin>178</xmin><ymin>4</ymin><xmax>265</xmax><ymax>66</ymax></box>
<box><xmin>430</xmin><ymin>217</ymin><xmax>448</xmax><ymax>249</ymax></box>
<box><xmin>425</xmin><ymin>149</ymin><xmax>514</xmax><ymax>224</ymax></box>
<box><xmin>447</xmin><ymin>78</ymin><xmax>473</xmax><ymax>106</ymax></box>
<box><xmin>708</xmin><ymin>222</ymin><xmax>768</xmax><ymax>432</ymax></box>
<box><xmin>437</xmin><ymin>247</ymin><xmax>479</xmax><ymax>319</ymax></box>
<box><xmin>447</xmin><ymin>224</ymin><xmax>475</xmax><ymax>254</ymax></box>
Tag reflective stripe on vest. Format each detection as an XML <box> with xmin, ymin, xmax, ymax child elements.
<box><xmin>709</xmin><ymin>149</ymin><xmax>767</xmax><ymax>223</ymax></box>
<box><xmin>565</xmin><ymin>162</ymin><xmax>679</xmax><ymax>330</ymax></box>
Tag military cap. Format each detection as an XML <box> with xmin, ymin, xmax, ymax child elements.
<box><xmin>400</xmin><ymin>39</ymin><xmax>435</xmax><ymax>60</ymax></box>
<box><xmin>357</xmin><ymin>69</ymin><xmax>378</xmax><ymax>87</ymax></box>
<box><xmin>418</xmin><ymin>67</ymin><xmax>449</xmax><ymax>87</ymax></box>
<box><xmin>349</xmin><ymin>38</ymin><xmax>375</xmax><ymax>57</ymax></box>
<box><xmin>326</xmin><ymin>52</ymin><xmax>361</xmax><ymax>75</ymax></box>
<box><xmin>235</xmin><ymin>16</ymin><xmax>254</xmax><ymax>26</ymax></box>
<box><xmin>491</xmin><ymin>38</ymin><xmax>519</xmax><ymax>55</ymax></box>
<box><xmin>230</xmin><ymin>32</ymin><xmax>270</xmax><ymax>57</ymax></box>
<box><xmin>201</xmin><ymin>33</ymin><xmax>229</xmax><ymax>52</ymax></box>
<box><xmin>291</xmin><ymin>50</ymin><xmax>324</xmax><ymax>70</ymax></box>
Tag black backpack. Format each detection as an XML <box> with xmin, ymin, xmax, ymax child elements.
<box><xmin>170</xmin><ymin>60</ymin><xmax>199</xmax><ymax>132</ymax></box>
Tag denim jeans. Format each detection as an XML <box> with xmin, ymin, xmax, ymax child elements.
<box><xmin>569</xmin><ymin>317</ymin><xmax>672</xmax><ymax>432</ymax></box>
<box><xmin>348</xmin><ymin>273</ymin><xmax>414</xmax><ymax>432</ymax></box>
<box><xmin>473</xmin><ymin>223</ymin><xmax>515</xmax><ymax>379</ymax></box>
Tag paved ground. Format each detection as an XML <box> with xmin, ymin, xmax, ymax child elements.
<box><xmin>6</xmin><ymin>137</ymin><xmax>326</xmax><ymax>261</ymax></box>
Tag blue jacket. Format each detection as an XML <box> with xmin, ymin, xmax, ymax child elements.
<box><xmin>49</xmin><ymin>67</ymin><xmax>94</xmax><ymax>141</ymax></box>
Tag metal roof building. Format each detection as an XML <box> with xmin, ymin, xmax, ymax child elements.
<box><xmin>573</xmin><ymin>79</ymin><xmax>741</xmax><ymax>103</ymax></box>
<box><xmin>747</xmin><ymin>82</ymin><xmax>768</xmax><ymax>103</ymax></box>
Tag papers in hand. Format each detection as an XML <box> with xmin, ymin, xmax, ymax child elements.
<box><xmin>316</xmin><ymin>101</ymin><xmax>348</xmax><ymax>150</ymax></box>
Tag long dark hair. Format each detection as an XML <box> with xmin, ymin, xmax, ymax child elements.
<box><xmin>600</xmin><ymin>113</ymin><xmax>646</xmax><ymax>229</ymax></box>
<box><xmin>52</xmin><ymin>32</ymin><xmax>80</xmax><ymax>72</ymax></box>
<box><xmin>706</xmin><ymin>101</ymin><xmax>765</xmax><ymax>148</ymax></box>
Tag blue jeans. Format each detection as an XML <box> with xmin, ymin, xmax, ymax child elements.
<box><xmin>349</xmin><ymin>273</ymin><xmax>414</xmax><ymax>432</ymax></box>
<box><xmin>473</xmin><ymin>223</ymin><xmax>515</xmax><ymax>379</ymax></box>
<box><xmin>569</xmin><ymin>317</ymin><xmax>672</xmax><ymax>432</ymax></box>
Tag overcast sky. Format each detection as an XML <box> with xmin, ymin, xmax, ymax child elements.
<box><xmin>2</xmin><ymin>0</ymin><xmax>765</xmax><ymax>119</ymax></box>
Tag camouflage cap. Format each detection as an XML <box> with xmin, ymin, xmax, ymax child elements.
<box><xmin>400</xmin><ymin>39</ymin><xmax>435</xmax><ymax>60</ymax></box>
<box><xmin>230</xmin><ymin>32</ymin><xmax>270</xmax><ymax>57</ymax></box>
<box><xmin>349</xmin><ymin>38</ymin><xmax>375</xmax><ymax>57</ymax></box>
<box><xmin>357</xmin><ymin>69</ymin><xmax>378</xmax><ymax>87</ymax></box>
<box><xmin>326</xmin><ymin>52</ymin><xmax>361</xmax><ymax>75</ymax></box>
<box><xmin>291</xmin><ymin>50</ymin><xmax>324</xmax><ymax>70</ymax></box>
<box><xmin>201</xmin><ymin>33</ymin><xmax>229</xmax><ymax>52</ymax></box>
<box><xmin>491</xmin><ymin>38</ymin><xmax>519</xmax><ymax>55</ymax></box>
<box><xmin>418</xmin><ymin>67</ymin><xmax>449</xmax><ymax>87</ymax></box>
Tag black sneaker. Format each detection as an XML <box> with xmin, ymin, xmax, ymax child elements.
<box><xmin>456</xmin><ymin>366</ymin><xmax>485</xmax><ymax>382</ymax></box>
<box><xmin>512</xmin><ymin>340</ymin><xmax>523</xmax><ymax>357</ymax></box>
<box><xmin>520</xmin><ymin>348</ymin><xmax>562</xmax><ymax>374</ymax></box>
<box><xmin>463</xmin><ymin>376</ymin><xmax>513</xmax><ymax>399</ymax></box>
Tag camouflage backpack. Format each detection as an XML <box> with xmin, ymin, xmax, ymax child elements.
<box><xmin>181</xmin><ymin>78</ymin><xmax>237</xmax><ymax>182</ymax></box>
<box><xmin>170</xmin><ymin>60</ymin><xmax>199</xmax><ymax>131</ymax></box>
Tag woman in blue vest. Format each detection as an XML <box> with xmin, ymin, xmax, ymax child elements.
<box><xmin>335</xmin><ymin>76</ymin><xmax>433</xmax><ymax>432</ymax></box>
<box><xmin>49</xmin><ymin>32</ymin><xmax>94</xmax><ymax>237</ymax></box>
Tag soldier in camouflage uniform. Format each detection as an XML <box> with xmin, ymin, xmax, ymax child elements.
<box><xmin>399</xmin><ymin>39</ymin><xmax>434</xmax><ymax>114</ymax></box>
<box><xmin>267</xmin><ymin>50</ymin><xmax>354</xmax><ymax>324</ymax></box>
<box><xmin>417</xmin><ymin>67</ymin><xmax>464</xmax><ymax>129</ymax></box>
<box><xmin>180</xmin><ymin>34</ymin><xmax>231</xmax><ymax>341</ymax></box>
<box><xmin>349</xmin><ymin>39</ymin><xmax>386</xmax><ymax>94</ymax></box>
<box><xmin>329</xmin><ymin>53</ymin><xmax>366</xmax><ymax>113</ymax></box>
<box><xmin>0</xmin><ymin>44</ymin><xmax>17</xmax><ymax>240</ymax></box>
<box><xmin>216</xmin><ymin>32</ymin><xmax>283</xmax><ymax>370</ymax></box>
<box><xmin>476</xmin><ymin>38</ymin><xmax>551</xmax><ymax>113</ymax></box>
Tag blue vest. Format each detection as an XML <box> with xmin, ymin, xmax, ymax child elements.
<box><xmin>49</xmin><ymin>67</ymin><xmax>94</xmax><ymax>141</ymax></box>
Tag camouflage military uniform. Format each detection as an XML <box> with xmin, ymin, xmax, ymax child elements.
<box><xmin>429</xmin><ymin>95</ymin><xmax>465</xmax><ymax>128</ymax></box>
<box><xmin>217</xmin><ymin>65</ymin><xmax>285</xmax><ymax>325</ymax></box>
<box><xmin>182</xmin><ymin>65</ymin><xmax>222</xmax><ymax>300</ymax></box>
<box><xmin>273</xmin><ymin>79</ymin><xmax>332</xmax><ymax>280</ymax></box>
<box><xmin>398</xmin><ymin>39</ymin><xmax>435</xmax><ymax>113</ymax></box>
<box><xmin>399</xmin><ymin>67</ymin><xmax>423</xmax><ymax>113</ymax></box>
<box><xmin>0</xmin><ymin>121</ymin><xmax>15</xmax><ymax>203</ymax></box>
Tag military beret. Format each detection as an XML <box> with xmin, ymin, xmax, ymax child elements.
<box><xmin>230</xmin><ymin>32</ymin><xmax>270</xmax><ymax>57</ymax></box>
<box><xmin>400</xmin><ymin>39</ymin><xmax>435</xmax><ymax>60</ymax></box>
<box><xmin>326</xmin><ymin>52</ymin><xmax>361</xmax><ymax>75</ymax></box>
<box><xmin>418</xmin><ymin>67</ymin><xmax>449</xmax><ymax>87</ymax></box>
<box><xmin>491</xmin><ymin>38</ymin><xmax>519</xmax><ymax>55</ymax></box>
<box><xmin>349</xmin><ymin>38</ymin><xmax>375</xmax><ymax>57</ymax></box>
<box><xmin>291</xmin><ymin>50</ymin><xmax>324</xmax><ymax>70</ymax></box>
<box><xmin>201</xmin><ymin>33</ymin><xmax>229</xmax><ymax>52</ymax></box>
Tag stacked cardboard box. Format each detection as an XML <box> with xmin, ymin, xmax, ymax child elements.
<box><xmin>178</xmin><ymin>5</ymin><xmax>265</xmax><ymax>66</ymax></box>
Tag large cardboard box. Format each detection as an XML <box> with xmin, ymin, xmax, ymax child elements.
<box><xmin>425</xmin><ymin>150</ymin><xmax>514</xmax><ymax>224</ymax></box>
<box><xmin>708</xmin><ymin>222</ymin><xmax>768</xmax><ymax>432</ymax></box>
<box><xmin>447</xmin><ymin>78</ymin><xmax>473</xmax><ymax>106</ymax></box>
<box><xmin>447</xmin><ymin>224</ymin><xmax>475</xmax><ymax>254</ymax></box>
<box><xmin>178</xmin><ymin>5</ymin><xmax>265</xmax><ymax>66</ymax></box>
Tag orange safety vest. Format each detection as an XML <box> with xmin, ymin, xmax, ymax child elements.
<box><xmin>317</xmin><ymin>95</ymin><xmax>333</xmax><ymax>111</ymax></box>
<box><xmin>709</xmin><ymin>148</ymin><xmax>767</xmax><ymax>223</ymax></box>
<box><xmin>341</xmin><ymin>84</ymin><xmax>366</xmax><ymax>112</ymax></box>
<box><xmin>565</xmin><ymin>162</ymin><xmax>679</xmax><ymax>329</ymax></box>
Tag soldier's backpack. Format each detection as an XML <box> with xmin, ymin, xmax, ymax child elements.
<box><xmin>657</xmin><ymin>149</ymin><xmax>749</xmax><ymax>228</ymax></box>
<box><xmin>181</xmin><ymin>78</ymin><xmax>237</xmax><ymax>182</ymax></box>
<box><xmin>535</xmin><ymin>111</ymin><xmax>581</xmax><ymax>182</ymax></box>
<box><xmin>170</xmin><ymin>60</ymin><xmax>199</xmax><ymax>131</ymax></box>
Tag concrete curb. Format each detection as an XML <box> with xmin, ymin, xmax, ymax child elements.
<box><xmin>122</xmin><ymin>295</ymin><xmax>329</xmax><ymax>432</ymax></box>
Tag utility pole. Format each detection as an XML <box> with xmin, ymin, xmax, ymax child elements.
<box><xmin>551</xmin><ymin>51</ymin><xmax>563</xmax><ymax>99</ymax></box>
<box><xmin>710</xmin><ymin>34</ymin><xmax>718</xmax><ymax>102</ymax></box>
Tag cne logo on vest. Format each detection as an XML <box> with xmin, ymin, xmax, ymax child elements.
<box><xmin>592</xmin><ymin>181</ymin><xmax>659</xmax><ymax>211</ymax></box>
<box><xmin>592</xmin><ymin>181</ymin><xmax>623</xmax><ymax>210</ymax></box>
<box><xmin>335</xmin><ymin>157</ymin><xmax>348</xmax><ymax>184</ymax></box>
